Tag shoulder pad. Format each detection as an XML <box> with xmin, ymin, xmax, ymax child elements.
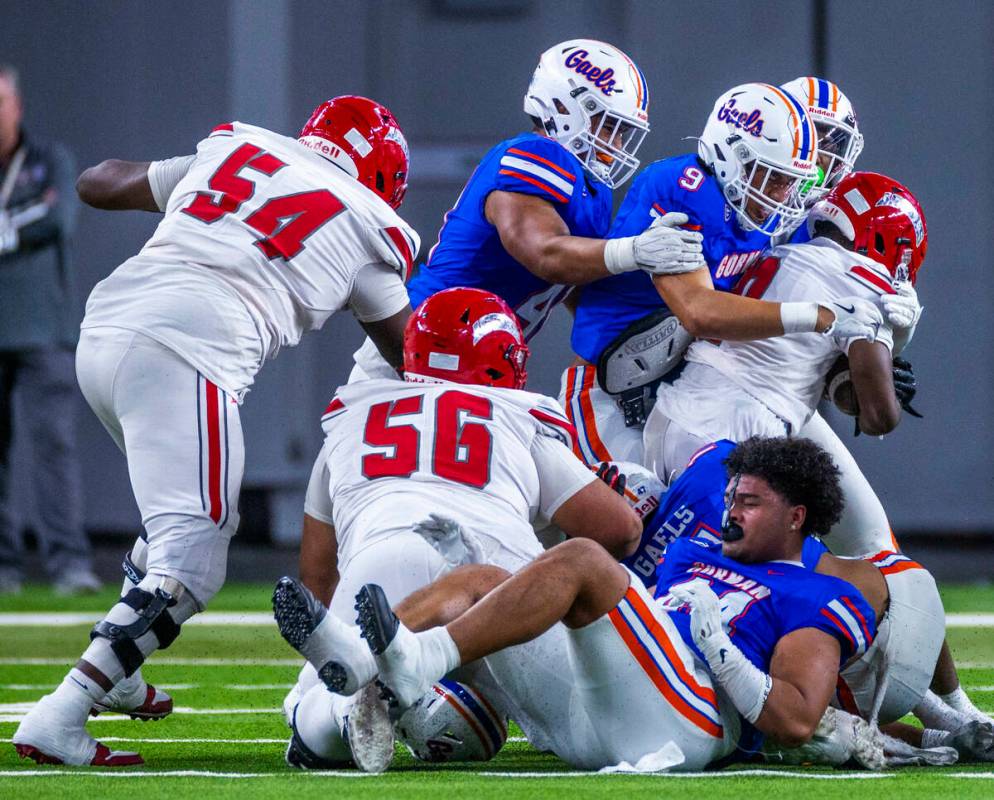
<box><xmin>208</xmin><ymin>122</ymin><xmax>236</xmax><ymax>139</ymax></box>
<box><xmin>528</xmin><ymin>398</ymin><xmax>577</xmax><ymax>449</ymax></box>
<box><xmin>367</xmin><ymin>223</ymin><xmax>421</xmax><ymax>281</ymax></box>
<box><xmin>496</xmin><ymin>137</ymin><xmax>579</xmax><ymax>205</ymax></box>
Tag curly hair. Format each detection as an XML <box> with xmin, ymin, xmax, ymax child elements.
<box><xmin>724</xmin><ymin>436</ymin><xmax>845</xmax><ymax>536</ymax></box>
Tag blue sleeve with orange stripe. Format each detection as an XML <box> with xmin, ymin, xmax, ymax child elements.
<box><xmin>784</xmin><ymin>583</ymin><xmax>877</xmax><ymax>666</ymax></box>
<box><xmin>494</xmin><ymin>137</ymin><xmax>580</xmax><ymax>206</ymax></box>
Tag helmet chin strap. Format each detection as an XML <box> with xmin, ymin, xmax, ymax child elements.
<box><xmin>721</xmin><ymin>472</ymin><xmax>745</xmax><ymax>542</ymax></box>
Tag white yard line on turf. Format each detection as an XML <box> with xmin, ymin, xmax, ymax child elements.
<box><xmin>5</xmin><ymin>737</ymin><xmax>288</xmax><ymax>744</ymax></box>
<box><xmin>0</xmin><ymin>658</ymin><xmax>302</xmax><ymax>665</ymax></box>
<box><xmin>0</xmin><ymin>703</ymin><xmax>281</xmax><ymax>722</ymax></box>
<box><xmin>0</xmin><ymin>612</ymin><xmax>274</xmax><ymax>626</ymax></box>
<box><xmin>1</xmin><ymin>611</ymin><xmax>992</xmax><ymax>627</ymax></box>
<box><xmin>0</xmin><ymin>770</ymin><xmax>374</xmax><ymax>779</ymax></box>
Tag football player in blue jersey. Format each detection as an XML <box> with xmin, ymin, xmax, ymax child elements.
<box><xmin>344</xmin><ymin>437</ymin><xmax>888</xmax><ymax>771</ymax></box>
<box><xmin>349</xmin><ymin>38</ymin><xmax>708</xmax><ymax>380</ymax></box>
<box><xmin>608</xmin><ymin>440</ymin><xmax>991</xmax><ymax>764</ymax></box>
<box><xmin>562</xmin><ymin>82</ymin><xmax>892</xmax><ymax>465</ymax></box>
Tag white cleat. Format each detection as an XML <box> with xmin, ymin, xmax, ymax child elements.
<box><xmin>947</xmin><ymin>721</ymin><xmax>994</xmax><ymax>762</ymax></box>
<box><xmin>354</xmin><ymin>584</ymin><xmax>435</xmax><ymax>712</ymax></box>
<box><xmin>13</xmin><ymin>694</ymin><xmax>143</xmax><ymax>767</ymax></box>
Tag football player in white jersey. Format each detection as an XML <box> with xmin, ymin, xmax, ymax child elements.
<box><xmin>643</xmin><ymin>170</ymin><xmax>923</xmax><ymax>554</ymax></box>
<box><xmin>271</xmin><ymin>286</ymin><xmax>641</xmax><ymax>771</ymax></box>
<box><xmin>13</xmin><ymin>96</ymin><xmax>421</xmax><ymax>767</ymax></box>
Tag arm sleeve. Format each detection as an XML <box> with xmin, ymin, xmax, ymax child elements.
<box><xmin>349</xmin><ymin>261</ymin><xmax>410</xmax><ymax>322</ymax></box>
<box><xmin>493</xmin><ymin>139</ymin><xmax>579</xmax><ymax>206</ymax></box>
<box><xmin>531</xmin><ymin>434</ymin><xmax>596</xmax><ymax>520</ymax></box>
<box><xmin>303</xmin><ymin>440</ymin><xmax>335</xmax><ymax>525</ymax></box>
<box><xmin>148</xmin><ymin>154</ymin><xmax>196</xmax><ymax>211</ymax></box>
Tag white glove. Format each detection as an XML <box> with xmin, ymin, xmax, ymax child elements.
<box><xmin>764</xmin><ymin>707</ymin><xmax>885</xmax><ymax>770</ymax></box>
<box><xmin>669</xmin><ymin>581</ymin><xmax>723</xmax><ymax>655</ymax></box>
<box><xmin>882</xmin><ymin>281</ymin><xmax>922</xmax><ymax>354</ymax></box>
<box><xmin>0</xmin><ymin>211</ymin><xmax>18</xmax><ymax>255</ymax></box>
<box><xmin>668</xmin><ymin>581</ymin><xmax>772</xmax><ymax>723</ymax></box>
<box><xmin>604</xmin><ymin>212</ymin><xmax>706</xmax><ymax>276</ymax></box>
<box><xmin>412</xmin><ymin>513</ymin><xmax>485</xmax><ymax>568</ymax></box>
<box><xmin>878</xmin><ymin>731</ymin><xmax>958</xmax><ymax>767</ymax></box>
<box><xmin>820</xmin><ymin>296</ymin><xmax>884</xmax><ymax>342</ymax></box>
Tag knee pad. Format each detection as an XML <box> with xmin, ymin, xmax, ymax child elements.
<box><xmin>90</xmin><ymin>573</ymin><xmax>198</xmax><ymax>677</ymax></box>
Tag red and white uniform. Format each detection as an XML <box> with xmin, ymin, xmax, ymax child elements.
<box><xmin>83</xmin><ymin>122</ymin><xmax>417</xmax><ymax>399</ymax></box>
<box><xmin>300</xmin><ymin>378</ymin><xmax>595</xmax><ymax>753</ymax></box>
<box><xmin>76</xmin><ymin>122</ymin><xmax>419</xmax><ymax>603</ymax></box>
<box><xmin>644</xmin><ymin>237</ymin><xmax>897</xmax><ymax>555</ymax></box>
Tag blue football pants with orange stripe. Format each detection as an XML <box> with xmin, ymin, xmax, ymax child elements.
<box><xmin>560</xmin><ymin>569</ymin><xmax>738</xmax><ymax>769</ymax></box>
<box><xmin>559</xmin><ymin>364</ymin><xmax>644</xmax><ymax>466</ymax></box>
<box><xmin>76</xmin><ymin>327</ymin><xmax>243</xmax><ymax>606</ymax></box>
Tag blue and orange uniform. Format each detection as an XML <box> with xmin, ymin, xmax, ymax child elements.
<box><xmin>408</xmin><ymin>132</ymin><xmax>612</xmax><ymax>342</ymax></box>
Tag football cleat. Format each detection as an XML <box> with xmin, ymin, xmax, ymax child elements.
<box><xmin>345</xmin><ymin>682</ymin><xmax>395</xmax><ymax>773</ymax></box>
<box><xmin>14</xmin><ymin>694</ymin><xmax>144</xmax><ymax>767</ymax></box>
<box><xmin>272</xmin><ymin>576</ymin><xmax>374</xmax><ymax>695</ymax></box>
<box><xmin>91</xmin><ymin>682</ymin><xmax>173</xmax><ymax>721</ymax></box>
<box><xmin>355</xmin><ymin>584</ymin><xmax>436</xmax><ymax>712</ymax></box>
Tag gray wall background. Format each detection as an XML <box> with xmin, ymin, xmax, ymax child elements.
<box><xmin>2</xmin><ymin>0</ymin><xmax>991</xmax><ymax>538</ymax></box>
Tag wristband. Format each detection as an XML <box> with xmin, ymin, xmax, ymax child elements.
<box><xmin>603</xmin><ymin>236</ymin><xmax>637</xmax><ymax>275</ymax></box>
<box><xmin>779</xmin><ymin>302</ymin><xmax>820</xmax><ymax>334</ymax></box>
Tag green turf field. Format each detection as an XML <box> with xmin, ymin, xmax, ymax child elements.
<box><xmin>2</xmin><ymin>581</ymin><xmax>992</xmax><ymax>799</ymax></box>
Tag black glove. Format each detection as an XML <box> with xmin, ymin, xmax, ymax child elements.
<box><xmin>892</xmin><ymin>356</ymin><xmax>923</xmax><ymax>418</ymax></box>
<box><xmin>595</xmin><ymin>461</ymin><xmax>627</xmax><ymax>496</ymax></box>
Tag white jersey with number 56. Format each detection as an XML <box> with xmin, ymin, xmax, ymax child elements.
<box><xmin>82</xmin><ymin>122</ymin><xmax>420</xmax><ymax>399</ymax></box>
<box><xmin>305</xmin><ymin>379</ymin><xmax>595</xmax><ymax>570</ymax></box>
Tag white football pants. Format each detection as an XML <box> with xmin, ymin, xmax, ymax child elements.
<box><xmin>76</xmin><ymin>327</ymin><xmax>243</xmax><ymax>606</ymax></box>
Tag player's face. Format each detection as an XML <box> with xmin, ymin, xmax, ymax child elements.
<box><xmin>744</xmin><ymin>164</ymin><xmax>794</xmax><ymax>224</ymax></box>
<box><xmin>721</xmin><ymin>475</ymin><xmax>803</xmax><ymax>563</ymax></box>
<box><xmin>588</xmin><ymin>112</ymin><xmax>627</xmax><ymax>165</ymax></box>
<box><xmin>0</xmin><ymin>74</ymin><xmax>22</xmax><ymax>157</ymax></box>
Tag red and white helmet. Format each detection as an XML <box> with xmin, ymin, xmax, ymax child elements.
<box><xmin>781</xmin><ymin>77</ymin><xmax>864</xmax><ymax>205</ymax></box>
<box><xmin>808</xmin><ymin>171</ymin><xmax>927</xmax><ymax>283</ymax></box>
<box><xmin>403</xmin><ymin>288</ymin><xmax>530</xmax><ymax>389</ymax></box>
<box><xmin>298</xmin><ymin>95</ymin><xmax>409</xmax><ymax>209</ymax></box>
<box><xmin>698</xmin><ymin>83</ymin><xmax>819</xmax><ymax>237</ymax></box>
<box><xmin>523</xmin><ymin>39</ymin><xmax>650</xmax><ymax>188</ymax></box>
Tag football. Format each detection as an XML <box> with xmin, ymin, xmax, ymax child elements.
<box><xmin>824</xmin><ymin>355</ymin><xmax>860</xmax><ymax>417</ymax></box>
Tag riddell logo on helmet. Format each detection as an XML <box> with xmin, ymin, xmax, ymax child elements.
<box><xmin>717</xmin><ymin>98</ymin><xmax>764</xmax><ymax>137</ymax></box>
<box><xmin>564</xmin><ymin>49</ymin><xmax>618</xmax><ymax>95</ymax></box>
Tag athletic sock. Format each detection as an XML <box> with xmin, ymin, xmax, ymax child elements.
<box><xmin>49</xmin><ymin>667</ymin><xmax>107</xmax><ymax>720</ymax></box>
<box><xmin>940</xmin><ymin>686</ymin><xmax>987</xmax><ymax>717</ymax></box>
<box><xmin>418</xmin><ymin>626</ymin><xmax>461</xmax><ymax>679</ymax></box>
<box><xmin>914</xmin><ymin>690</ymin><xmax>968</xmax><ymax>731</ymax></box>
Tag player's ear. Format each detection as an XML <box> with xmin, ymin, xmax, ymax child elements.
<box><xmin>789</xmin><ymin>505</ymin><xmax>807</xmax><ymax>535</ymax></box>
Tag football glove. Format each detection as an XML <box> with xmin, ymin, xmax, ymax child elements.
<box><xmin>412</xmin><ymin>513</ymin><xmax>485</xmax><ymax>568</ymax></box>
<box><xmin>604</xmin><ymin>212</ymin><xmax>705</xmax><ymax>276</ymax></box>
<box><xmin>892</xmin><ymin>356</ymin><xmax>923</xmax><ymax>418</ymax></box>
<box><xmin>821</xmin><ymin>296</ymin><xmax>884</xmax><ymax>343</ymax></box>
<box><xmin>882</xmin><ymin>281</ymin><xmax>922</xmax><ymax>354</ymax></box>
<box><xmin>594</xmin><ymin>462</ymin><xmax>627</xmax><ymax>496</ymax></box>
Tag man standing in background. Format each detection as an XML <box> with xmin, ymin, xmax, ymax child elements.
<box><xmin>0</xmin><ymin>64</ymin><xmax>100</xmax><ymax>595</ymax></box>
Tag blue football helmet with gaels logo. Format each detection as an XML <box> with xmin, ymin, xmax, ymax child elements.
<box><xmin>523</xmin><ymin>39</ymin><xmax>650</xmax><ymax>188</ymax></box>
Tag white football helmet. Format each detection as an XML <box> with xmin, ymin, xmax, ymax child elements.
<box><xmin>698</xmin><ymin>82</ymin><xmax>819</xmax><ymax>237</ymax></box>
<box><xmin>396</xmin><ymin>679</ymin><xmax>508</xmax><ymax>763</ymax></box>
<box><xmin>524</xmin><ymin>39</ymin><xmax>650</xmax><ymax>188</ymax></box>
<box><xmin>781</xmin><ymin>77</ymin><xmax>864</xmax><ymax>205</ymax></box>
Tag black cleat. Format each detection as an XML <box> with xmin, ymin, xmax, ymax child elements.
<box><xmin>354</xmin><ymin>584</ymin><xmax>399</xmax><ymax>656</ymax></box>
<box><xmin>273</xmin><ymin>576</ymin><xmax>327</xmax><ymax>651</ymax></box>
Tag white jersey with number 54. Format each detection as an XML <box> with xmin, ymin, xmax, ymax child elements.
<box><xmin>306</xmin><ymin>379</ymin><xmax>595</xmax><ymax>570</ymax></box>
<box><xmin>82</xmin><ymin>122</ymin><xmax>420</xmax><ymax>399</ymax></box>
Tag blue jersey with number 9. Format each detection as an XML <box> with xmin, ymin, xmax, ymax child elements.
<box><xmin>571</xmin><ymin>153</ymin><xmax>774</xmax><ymax>363</ymax></box>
